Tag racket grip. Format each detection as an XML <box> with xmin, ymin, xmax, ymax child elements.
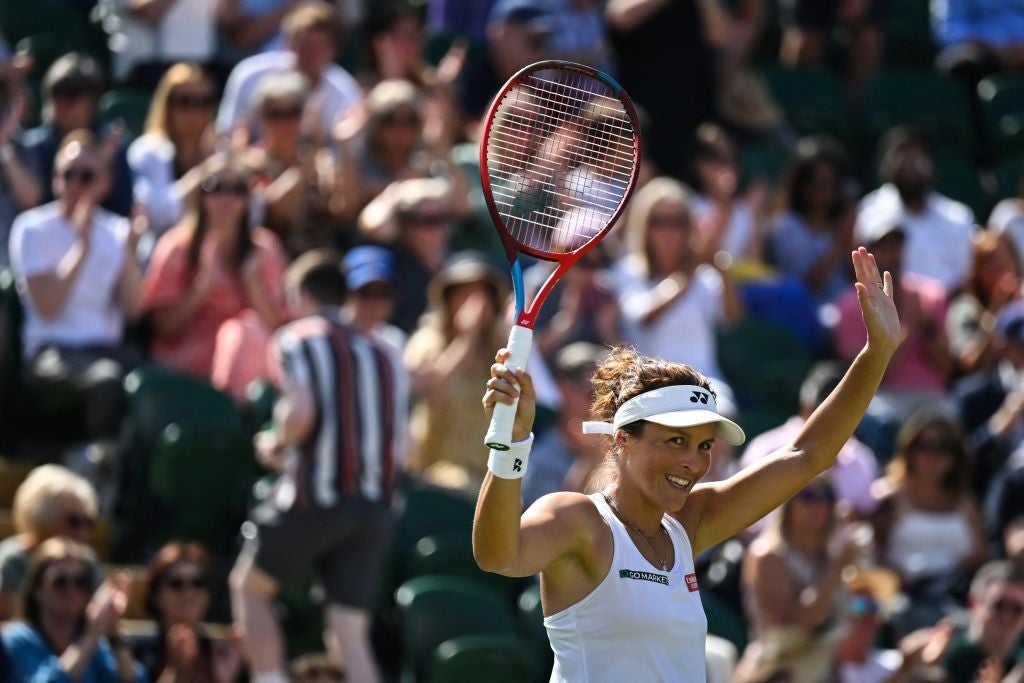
<box><xmin>484</xmin><ymin>325</ymin><xmax>533</xmax><ymax>451</ymax></box>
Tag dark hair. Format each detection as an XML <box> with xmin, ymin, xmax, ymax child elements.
<box><xmin>361</xmin><ymin>1</ymin><xmax>425</xmax><ymax>78</ymax></box>
<box><xmin>969</xmin><ymin>560</ymin><xmax>1024</xmax><ymax>602</ymax></box>
<box><xmin>43</xmin><ymin>53</ymin><xmax>105</xmax><ymax>98</ymax></box>
<box><xmin>286</xmin><ymin>248</ymin><xmax>347</xmax><ymax>306</ymax></box>
<box><xmin>186</xmin><ymin>156</ymin><xmax>254</xmax><ymax>273</ymax></box>
<box><xmin>144</xmin><ymin>542</ymin><xmax>212</xmax><ymax>621</ymax></box>
<box><xmin>887</xmin><ymin>408</ymin><xmax>970</xmax><ymax>497</ymax></box>
<box><xmin>779</xmin><ymin>136</ymin><xmax>848</xmax><ymax>221</ymax></box>
<box><xmin>21</xmin><ymin>537</ymin><xmax>95</xmax><ymax>632</ymax></box>
<box><xmin>879</xmin><ymin>126</ymin><xmax>931</xmax><ymax>183</ymax></box>
<box><xmin>798</xmin><ymin>361</ymin><xmax>846</xmax><ymax>410</ymax></box>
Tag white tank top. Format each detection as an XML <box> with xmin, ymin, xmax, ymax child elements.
<box><xmin>544</xmin><ymin>493</ymin><xmax>708</xmax><ymax>682</ymax></box>
<box><xmin>885</xmin><ymin>506</ymin><xmax>974</xmax><ymax>582</ymax></box>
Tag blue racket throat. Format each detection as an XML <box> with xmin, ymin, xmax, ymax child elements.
<box><xmin>511</xmin><ymin>260</ymin><xmax>525</xmax><ymax>320</ymax></box>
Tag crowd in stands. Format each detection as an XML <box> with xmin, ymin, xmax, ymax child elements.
<box><xmin>2</xmin><ymin>0</ymin><xmax>1024</xmax><ymax>680</ymax></box>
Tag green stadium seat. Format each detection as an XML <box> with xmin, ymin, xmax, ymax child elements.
<box><xmin>701</xmin><ymin>589</ymin><xmax>749</xmax><ymax>653</ymax></box>
<box><xmin>994</xmin><ymin>155</ymin><xmax>1024</xmax><ymax>205</ymax></box>
<box><xmin>99</xmin><ymin>89</ymin><xmax>153</xmax><ymax>139</ymax></box>
<box><xmin>407</xmin><ymin>531</ymin><xmax>522</xmax><ymax>600</ymax></box>
<box><xmin>0</xmin><ymin>0</ymin><xmax>91</xmax><ymax>49</ymax></box>
<box><xmin>978</xmin><ymin>75</ymin><xmax>1024</xmax><ymax>158</ymax></box>
<box><xmin>740</xmin><ymin>143</ymin><xmax>790</xmax><ymax>187</ymax></box>
<box><xmin>0</xmin><ymin>270</ymin><xmax>22</xmax><ymax>451</ymax></box>
<box><xmin>863</xmin><ymin>69</ymin><xmax>975</xmax><ymax>152</ymax></box>
<box><xmin>760</xmin><ymin>66</ymin><xmax>853</xmax><ymax>146</ymax></box>
<box><xmin>884</xmin><ymin>0</ymin><xmax>936</xmax><ymax>67</ymax></box>
<box><xmin>517</xmin><ymin>583</ymin><xmax>554</xmax><ymax>682</ymax></box>
<box><xmin>932</xmin><ymin>147</ymin><xmax>989</xmax><ymax>219</ymax></box>
<box><xmin>427</xmin><ymin>634</ymin><xmax>535</xmax><ymax>683</ymax></box>
<box><xmin>395</xmin><ymin>575</ymin><xmax>518</xmax><ymax>682</ymax></box>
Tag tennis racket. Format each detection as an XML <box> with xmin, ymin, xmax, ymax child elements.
<box><xmin>480</xmin><ymin>60</ymin><xmax>642</xmax><ymax>450</ymax></box>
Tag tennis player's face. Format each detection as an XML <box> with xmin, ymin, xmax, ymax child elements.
<box><xmin>622</xmin><ymin>422</ymin><xmax>715</xmax><ymax>511</ymax></box>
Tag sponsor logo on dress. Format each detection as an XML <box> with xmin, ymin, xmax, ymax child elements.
<box><xmin>685</xmin><ymin>573</ymin><xmax>699</xmax><ymax>592</ymax></box>
<box><xmin>618</xmin><ymin>569</ymin><xmax>669</xmax><ymax>586</ymax></box>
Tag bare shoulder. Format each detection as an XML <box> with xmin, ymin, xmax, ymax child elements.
<box><xmin>525</xmin><ymin>491</ymin><xmax>604</xmax><ymax>530</ymax></box>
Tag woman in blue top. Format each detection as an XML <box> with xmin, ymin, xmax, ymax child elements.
<box><xmin>2</xmin><ymin>537</ymin><xmax>144</xmax><ymax>683</ymax></box>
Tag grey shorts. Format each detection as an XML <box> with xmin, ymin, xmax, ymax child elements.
<box><xmin>241</xmin><ymin>499</ymin><xmax>392</xmax><ymax>609</ymax></box>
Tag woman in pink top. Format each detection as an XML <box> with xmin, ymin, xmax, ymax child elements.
<box><xmin>143</xmin><ymin>154</ymin><xmax>287</xmax><ymax>397</ymax></box>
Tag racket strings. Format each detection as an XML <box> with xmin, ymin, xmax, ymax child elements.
<box><xmin>486</xmin><ymin>68</ymin><xmax>636</xmax><ymax>255</ymax></box>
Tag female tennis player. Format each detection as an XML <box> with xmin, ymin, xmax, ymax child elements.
<box><xmin>474</xmin><ymin>247</ymin><xmax>900</xmax><ymax>681</ymax></box>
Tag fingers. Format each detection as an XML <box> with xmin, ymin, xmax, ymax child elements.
<box><xmin>883</xmin><ymin>269</ymin><xmax>894</xmax><ymax>297</ymax></box>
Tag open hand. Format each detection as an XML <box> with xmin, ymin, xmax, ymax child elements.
<box><xmin>483</xmin><ymin>348</ymin><xmax>536</xmax><ymax>443</ymax></box>
<box><xmin>852</xmin><ymin>247</ymin><xmax>901</xmax><ymax>357</ymax></box>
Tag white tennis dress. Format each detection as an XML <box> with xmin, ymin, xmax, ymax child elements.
<box><xmin>543</xmin><ymin>493</ymin><xmax>708</xmax><ymax>682</ymax></box>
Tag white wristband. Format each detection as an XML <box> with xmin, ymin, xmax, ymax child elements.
<box><xmin>487</xmin><ymin>433</ymin><xmax>534</xmax><ymax>480</ymax></box>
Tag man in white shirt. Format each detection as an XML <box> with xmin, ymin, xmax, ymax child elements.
<box><xmin>216</xmin><ymin>2</ymin><xmax>362</xmax><ymax>141</ymax></box>
<box><xmin>858</xmin><ymin>127</ymin><xmax>975</xmax><ymax>292</ymax></box>
<box><xmin>8</xmin><ymin>131</ymin><xmax>143</xmax><ymax>443</ymax></box>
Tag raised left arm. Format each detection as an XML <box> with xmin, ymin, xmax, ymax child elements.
<box><xmin>679</xmin><ymin>248</ymin><xmax>902</xmax><ymax>554</ymax></box>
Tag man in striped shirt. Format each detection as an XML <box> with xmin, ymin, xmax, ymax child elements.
<box><xmin>230</xmin><ymin>250</ymin><xmax>402</xmax><ymax>683</ymax></box>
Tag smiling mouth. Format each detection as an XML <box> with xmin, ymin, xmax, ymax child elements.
<box><xmin>666</xmin><ymin>474</ymin><xmax>691</xmax><ymax>489</ymax></box>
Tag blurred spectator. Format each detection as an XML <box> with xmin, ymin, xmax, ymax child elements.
<box><xmin>939</xmin><ymin>561</ymin><xmax>1024</xmax><ymax>682</ymax></box>
<box><xmin>131</xmin><ymin>542</ymin><xmax>242</xmax><ymax>682</ymax></box>
<box><xmin>740</xmin><ymin>361</ymin><xmax>879</xmax><ymax>526</ymax></box>
<box><xmin>143</xmin><ymin>155</ymin><xmax>287</xmax><ymax>398</ymax></box>
<box><xmin>216</xmin><ymin>2</ymin><xmax>362</xmax><ymax>141</ymax></box>
<box><xmin>1</xmin><ymin>537</ymin><xmax>142</xmax><ymax>682</ymax></box>
<box><xmin>872</xmin><ymin>411</ymin><xmax>988</xmax><ymax>633</ymax></box>
<box><xmin>404</xmin><ymin>251</ymin><xmax>509</xmax><ymax>494</ymax></box>
<box><xmin>217</xmin><ymin>0</ymin><xmax>305</xmax><ymax>61</ymax></box>
<box><xmin>359</xmin><ymin>2</ymin><xmax>432</xmax><ymax>88</ymax></box>
<box><xmin>105</xmin><ymin>0</ymin><xmax>219</xmax><ymax>88</ymax></box>
<box><xmin>778</xmin><ymin>0</ymin><xmax>884</xmax><ymax>85</ymax></box>
<box><xmin>247</xmin><ymin>69</ymin><xmax>349</xmax><ymax>257</ymax></box>
<box><xmin>690</xmin><ymin>122</ymin><xmax>768</xmax><ymax>266</ymax></box>
<box><xmin>521</xmin><ymin>342</ymin><xmax>608</xmax><ymax>509</ymax></box>
<box><xmin>613</xmin><ymin>177</ymin><xmax>743</xmax><ymax>405</ymax></box>
<box><xmin>768</xmin><ymin>137</ymin><xmax>855</xmax><ymax>303</ymax></box>
<box><xmin>956</xmin><ymin>301</ymin><xmax>1024</xmax><ymax>508</ymax></box>
<box><xmin>549</xmin><ymin>0</ymin><xmax>615</xmax><ymax>74</ymax></box>
<box><xmin>834</xmin><ymin>219</ymin><xmax>950</xmax><ymax>440</ymax></box>
<box><xmin>0</xmin><ymin>465</ymin><xmax>100</xmax><ymax>622</ymax></box>
<box><xmin>360</xmin><ymin>177</ymin><xmax>454</xmax><ymax>333</ymax></box>
<box><xmin>532</xmin><ymin>242</ymin><xmax>620</xmax><ymax>360</ymax></box>
<box><xmin>457</xmin><ymin>0</ymin><xmax>553</xmax><ymax>122</ymax></box>
<box><xmin>340</xmin><ymin>245</ymin><xmax>407</xmax><ymax>350</ymax></box>
<box><xmin>127</xmin><ymin>63</ymin><xmax>217</xmax><ymax>254</ymax></box>
<box><xmin>606</xmin><ymin>0</ymin><xmax>717</xmax><ymax>178</ymax></box>
<box><xmin>932</xmin><ymin>0</ymin><xmax>1024</xmax><ymax>91</ymax></box>
<box><xmin>0</xmin><ymin>89</ymin><xmax>42</xmax><ymax>269</ymax></box>
<box><xmin>231</xmin><ymin>251</ymin><xmax>399</xmax><ymax>683</ymax></box>
<box><xmin>738</xmin><ymin>476</ymin><xmax>866</xmax><ymax>681</ymax></box>
<box><xmin>988</xmin><ymin>171</ymin><xmax>1024</xmax><ymax>269</ymax></box>
<box><xmin>21</xmin><ymin>54</ymin><xmax>134</xmax><ymax>217</ymax></box>
<box><xmin>947</xmin><ymin>232</ymin><xmax>1023</xmax><ymax>377</ymax></box>
<box><xmin>9</xmin><ymin>131</ymin><xmax>144</xmax><ymax>458</ymax></box>
<box><xmin>859</xmin><ymin>128</ymin><xmax>975</xmax><ymax>293</ymax></box>
<box><xmin>290</xmin><ymin>652</ymin><xmax>345</xmax><ymax>683</ymax></box>
<box><xmin>427</xmin><ymin>0</ymin><xmax>496</xmax><ymax>40</ymax></box>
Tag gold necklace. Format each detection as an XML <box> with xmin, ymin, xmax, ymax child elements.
<box><xmin>602</xmin><ymin>494</ymin><xmax>671</xmax><ymax>571</ymax></box>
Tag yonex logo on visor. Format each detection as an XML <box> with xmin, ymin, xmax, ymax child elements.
<box><xmin>580</xmin><ymin>384</ymin><xmax>746</xmax><ymax>445</ymax></box>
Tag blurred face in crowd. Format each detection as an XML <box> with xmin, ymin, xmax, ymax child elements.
<box><xmin>1004</xmin><ymin>521</ymin><xmax>1024</xmax><ymax>567</ymax></box>
<box><xmin>787</xmin><ymin>481</ymin><xmax>835</xmax><ymax>537</ymax></box>
<box><xmin>53</xmin><ymin>142</ymin><xmax>109</xmax><ymax>210</ymax></box>
<box><xmin>168</xmin><ymin>79</ymin><xmax>216</xmax><ymax>142</ymax></box>
<box><xmin>290</xmin><ymin>28</ymin><xmax>336</xmax><ymax>82</ymax></box>
<box><xmin>56</xmin><ymin>494</ymin><xmax>96</xmax><ymax>545</ymax></box>
<box><xmin>200</xmin><ymin>169</ymin><xmax>249</xmax><ymax>229</ymax></box>
<box><xmin>905</xmin><ymin>425</ymin><xmax>957</xmax><ymax>486</ymax></box>
<box><xmin>351</xmin><ymin>280</ymin><xmax>395</xmax><ymax>329</ymax></box>
<box><xmin>376</xmin><ymin>14</ymin><xmax>425</xmax><ymax>76</ymax></box>
<box><xmin>50</xmin><ymin>83</ymin><xmax>96</xmax><ymax>132</ymax></box>
<box><xmin>377</xmin><ymin>104</ymin><xmax>422</xmax><ymax>160</ymax></box>
<box><xmin>556</xmin><ymin>369</ymin><xmax>595</xmax><ymax>423</ymax></box>
<box><xmin>489</xmin><ymin>21</ymin><xmax>549</xmax><ymax>79</ymax></box>
<box><xmin>35</xmin><ymin>559</ymin><xmax>92</xmax><ymax>623</ymax></box>
<box><xmin>446</xmin><ymin>279</ymin><xmax>498</xmax><ymax>327</ymax></box>
<box><xmin>261</xmin><ymin>95</ymin><xmax>304</xmax><ymax>147</ymax></box>
<box><xmin>977</xmin><ymin>240</ymin><xmax>1021</xmax><ymax>300</ymax></box>
<box><xmin>646</xmin><ymin>198</ymin><xmax>693</xmax><ymax>274</ymax></box>
<box><xmin>400</xmin><ymin>198</ymin><xmax>450</xmax><ymax>266</ymax></box>
<box><xmin>974</xmin><ymin>580</ymin><xmax>1024</xmax><ymax>649</ymax></box>
<box><xmin>800</xmin><ymin>160</ymin><xmax>838</xmax><ymax>215</ymax></box>
<box><xmin>840</xmin><ymin>591</ymin><xmax>882</xmax><ymax>661</ymax></box>
<box><xmin>890</xmin><ymin>144</ymin><xmax>934</xmax><ymax>204</ymax></box>
<box><xmin>866</xmin><ymin>232</ymin><xmax>904</xmax><ymax>280</ymax></box>
<box><xmin>694</xmin><ymin>148</ymin><xmax>738</xmax><ymax>200</ymax></box>
<box><xmin>155</xmin><ymin>560</ymin><xmax>210</xmax><ymax>627</ymax></box>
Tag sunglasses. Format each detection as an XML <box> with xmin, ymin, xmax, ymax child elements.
<box><xmin>170</xmin><ymin>93</ymin><xmax>216</xmax><ymax>110</ymax></box>
<box><xmin>263</xmin><ymin>105</ymin><xmax>303</xmax><ymax>121</ymax></box>
<box><xmin>165</xmin><ymin>575</ymin><xmax>208</xmax><ymax>592</ymax></box>
<box><xmin>48</xmin><ymin>571</ymin><xmax>92</xmax><ymax>592</ymax></box>
<box><xmin>62</xmin><ymin>167</ymin><xmax>97</xmax><ymax>185</ymax></box>
<box><xmin>912</xmin><ymin>438</ymin><xmax>956</xmax><ymax>454</ymax></box>
<box><xmin>380</xmin><ymin>112</ymin><xmax>420</xmax><ymax>128</ymax></box>
<box><xmin>202</xmin><ymin>176</ymin><xmax>248</xmax><ymax>196</ymax></box>
<box><xmin>355</xmin><ymin>283</ymin><xmax>394</xmax><ymax>299</ymax></box>
<box><xmin>51</xmin><ymin>86</ymin><xmax>91</xmax><ymax>101</ymax></box>
<box><xmin>796</xmin><ymin>487</ymin><xmax>835</xmax><ymax>504</ymax></box>
<box><xmin>648</xmin><ymin>215</ymin><xmax>689</xmax><ymax>229</ymax></box>
<box><xmin>66</xmin><ymin>514</ymin><xmax>97</xmax><ymax>531</ymax></box>
<box><xmin>993</xmin><ymin>598</ymin><xmax>1024</xmax><ymax>618</ymax></box>
<box><xmin>405</xmin><ymin>212</ymin><xmax>451</xmax><ymax>228</ymax></box>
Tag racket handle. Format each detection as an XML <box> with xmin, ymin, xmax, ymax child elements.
<box><xmin>484</xmin><ymin>325</ymin><xmax>533</xmax><ymax>451</ymax></box>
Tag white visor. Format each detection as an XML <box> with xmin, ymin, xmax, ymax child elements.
<box><xmin>581</xmin><ymin>384</ymin><xmax>746</xmax><ymax>445</ymax></box>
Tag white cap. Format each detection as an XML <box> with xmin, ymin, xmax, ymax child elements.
<box><xmin>582</xmin><ymin>384</ymin><xmax>746</xmax><ymax>445</ymax></box>
<box><xmin>854</xmin><ymin>206</ymin><xmax>905</xmax><ymax>246</ymax></box>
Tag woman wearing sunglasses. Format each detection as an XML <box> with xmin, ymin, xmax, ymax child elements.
<box><xmin>143</xmin><ymin>154</ymin><xmax>287</xmax><ymax>400</ymax></box>
<box><xmin>1</xmin><ymin>537</ymin><xmax>142</xmax><ymax>682</ymax></box>
<box><xmin>130</xmin><ymin>542</ymin><xmax>241</xmax><ymax>683</ymax></box>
